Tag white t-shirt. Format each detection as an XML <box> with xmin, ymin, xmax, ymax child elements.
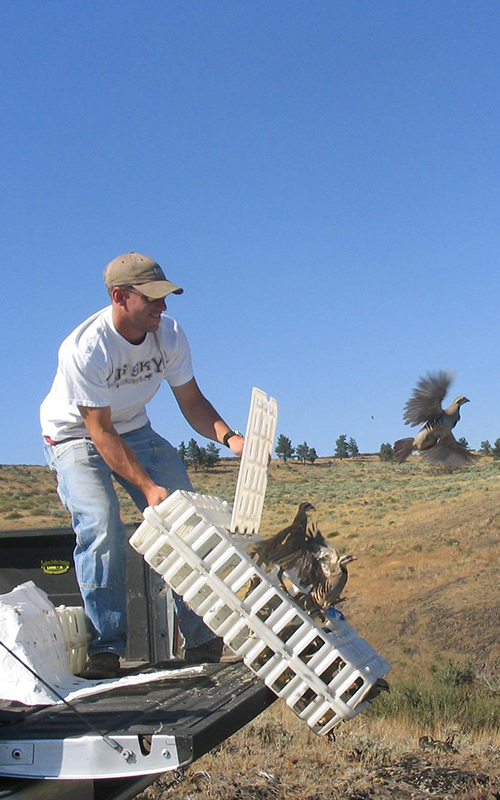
<box><xmin>40</xmin><ymin>306</ymin><xmax>194</xmax><ymax>441</ymax></box>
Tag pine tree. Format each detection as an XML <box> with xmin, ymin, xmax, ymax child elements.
<box><xmin>346</xmin><ymin>437</ymin><xmax>359</xmax><ymax>458</ymax></box>
<box><xmin>205</xmin><ymin>442</ymin><xmax>220</xmax><ymax>468</ymax></box>
<box><xmin>177</xmin><ymin>441</ymin><xmax>187</xmax><ymax>465</ymax></box>
<box><xmin>334</xmin><ymin>434</ymin><xmax>349</xmax><ymax>459</ymax></box>
<box><xmin>275</xmin><ymin>434</ymin><xmax>294</xmax><ymax>463</ymax></box>
<box><xmin>295</xmin><ymin>442</ymin><xmax>309</xmax><ymax>464</ymax></box>
<box><xmin>492</xmin><ymin>439</ymin><xmax>500</xmax><ymax>460</ymax></box>
<box><xmin>480</xmin><ymin>440</ymin><xmax>492</xmax><ymax>456</ymax></box>
<box><xmin>307</xmin><ymin>447</ymin><xmax>318</xmax><ymax>464</ymax></box>
<box><xmin>378</xmin><ymin>442</ymin><xmax>394</xmax><ymax>462</ymax></box>
<box><xmin>186</xmin><ymin>438</ymin><xmax>201</xmax><ymax>471</ymax></box>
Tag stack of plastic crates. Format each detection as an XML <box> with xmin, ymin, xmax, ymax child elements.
<box><xmin>55</xmin><ymin>604</ymin><xmax>92</xmax><ymax>674</ymax></box>
<box><xmin>129</xmin><ymin>388</ymin><xmax>391</xmax><ymax>736</ymax></box>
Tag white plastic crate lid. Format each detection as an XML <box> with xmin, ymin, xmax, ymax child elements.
<box><xmin>230</xmin><ymin>387</ymin><xmax>278</xmax><ymax>535</ymax></box>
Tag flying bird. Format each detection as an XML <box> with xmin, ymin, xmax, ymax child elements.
<box><xmin>394</xmin><ymin>370</ymin><xmax>471</xmax><ymax>467</ymax></box>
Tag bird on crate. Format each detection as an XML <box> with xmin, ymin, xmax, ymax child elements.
<box><xmin>249</xmin><ymin>502</ymin><xmax>356</xmax><ymax>613</ymax></box>
<box><xmin>289</xmin><ymin>526</ymin><xmax>357</xmax><ymax>613</ymax></box>
<box><xmin>249</xmin><ymin>501</ymin><xmax>316</xmax><ymax>579</ymax></box>
<box><xmin>394</xmin><ymin>370</ymin><xmax>471</xmax><ymax>467</ymax></box>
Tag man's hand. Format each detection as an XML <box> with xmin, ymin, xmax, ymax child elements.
<box><xmin>228</xmin><ymin>435</ymin><xmax>245</xmax><ymax>457</ymax></box>
<box><xmin>144</xmin><ymin>484</ymin><xmax>169</xmax><ymax>507</ymax></box>
<box><xmin>79</xmin><ymin>405</ymin><xmax>169</xmax><ymax>506</ymax></box>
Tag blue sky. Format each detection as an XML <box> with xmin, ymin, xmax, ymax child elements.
<box><xmin>2</xmin><ymin>0</ymin><xmax>499</xmax><ymax>465</ymax></box>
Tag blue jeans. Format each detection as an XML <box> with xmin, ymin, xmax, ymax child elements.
<box><xmin>44</xmin><ymin>423</ymin><xmax>215</xmax><ymax>657</ymax></box>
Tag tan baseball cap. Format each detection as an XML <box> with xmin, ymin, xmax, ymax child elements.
<box><xmin>104</xmin><ymin>252</ymin><xmax>183</xmax><ymax>298</ymax></box>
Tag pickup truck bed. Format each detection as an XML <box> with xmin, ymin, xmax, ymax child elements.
<box><xmin>0</xmin><ymin>660</ymin><xmax>276</xmax><ymax>800</ymax></box>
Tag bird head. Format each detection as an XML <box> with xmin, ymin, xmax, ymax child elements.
<box><xmin>293</xmin><ymin>501</ymin><xmax>316</xmax><ymax>525</ymax></box>
<box><xmin>366</xmin><ymin>678</ymin><xmax>390</xmax><ymax>699</ymax></box>
<box><xmin>339</xmin><ymin>554</ymin><xmax>357</xmax><ymax>570</ymax></box>
<box><xmin>453</xmin><ymin>396</ymin><xmax>470</xmax><ymax>406</ymax></box>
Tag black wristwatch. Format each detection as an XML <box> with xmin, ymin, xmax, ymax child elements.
<box><xmin>223</xmin><ymin>429</ymin><xmax>243</xmax><ymax>448</ymax></box>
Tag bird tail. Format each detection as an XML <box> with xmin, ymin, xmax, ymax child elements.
<box><xmin>394</xmin><ymin>438</ymin><xmax>414</xmax><ymax>463</ymax></box>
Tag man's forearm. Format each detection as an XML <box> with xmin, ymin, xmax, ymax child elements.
<box><xmin>79</xmin><ymin>407</ymin><xmax>168</xmax><ymax>507</ymax></box>
<box><xmin>91</xmin><ymin>430</ymin><xmax>149</xmax><ymax>487</ymax></box>
<box><xmin>181</xmin><ymin>396</ymin><xmax>231</xmax><ymax>443</ymax></box>
<box><xmin>172</xmin><ymin>379</ymin><xmax>245</xmax><ymax>456</ymax></box>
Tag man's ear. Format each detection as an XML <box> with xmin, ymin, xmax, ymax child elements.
<box><xmin>111</xmin><ymin>286</ymin><xmax>127</xmax><ymax>306</ymax></box>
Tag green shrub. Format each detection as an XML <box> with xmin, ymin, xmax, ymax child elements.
<box><xmin>369</xmin><ymin>660</ymin><xmax>500</xmax><ymax>732</ymax></box>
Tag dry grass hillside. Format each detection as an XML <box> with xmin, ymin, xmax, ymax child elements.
<box><xmin>2</xmin><ymin>455</ymin><xmax>500</xmax><ymax>798</ymax></box>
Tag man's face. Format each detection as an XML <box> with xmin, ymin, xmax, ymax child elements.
<box><xmin>116</xmin><ymin>287</ymin><xmax>167</xmax><ymax>339</ymax></box>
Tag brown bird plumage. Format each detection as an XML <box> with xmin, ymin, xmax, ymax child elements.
<box><xmin>292</xmin><ymin>528</ymin><xmax>356</xmax><ymax>610</ymax></box>
<box><xmin>363</xmin><ymin>677</ymin><xmax>390</xmax><ymax>703</ymax></box>
<box><xmin>394</xmin><ymin>370</ymin><xmax>471</xmax><ymax>467</ymax></box>
<box><xmin>249</xmin><ymin>503</ymin><xmax>356</xmax><ymax>612</ymax></box>
<box><xmin>249</xmin><ymin>501</ymin><xmax>315</xmax><ymax>572</ymax></box>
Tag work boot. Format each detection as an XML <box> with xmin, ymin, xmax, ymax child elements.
<box><xmin>184</xmin><ymin>637</ymin><xmax>224</xmax><ymax>664</ymax></box>
<box><xmin>78</xmin><ymin>652</ymin><xmax>121</xmax><ymax>679</ymax></box>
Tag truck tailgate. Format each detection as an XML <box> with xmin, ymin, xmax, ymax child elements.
<box><xmin>0</xmin><ymin>661</ymin><xmax>276</xmax><ymax>783</ymax></box>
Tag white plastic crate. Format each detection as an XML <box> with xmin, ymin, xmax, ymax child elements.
<box><xmin>55</xmin><ymin>605</ymin><xmax>91</xmax><ymax>675</ymax></box>
<box><xmin>130</xmin><ymin>493</ymin><xmax>391</xmax><ymax>736</ymax></box>
<box><xmin>230</xmin><ymin>388</ymin><xmax>278</xmax><ymax>535</ymax></box>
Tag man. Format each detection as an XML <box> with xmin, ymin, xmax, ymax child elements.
<box><xmin>40</xmin><ymin>252</ymin><xmax>244</xmax><ymax>679</ymax></box>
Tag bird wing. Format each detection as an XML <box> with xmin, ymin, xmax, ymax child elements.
<box><xmin>282</xmin><ymin>548</ymin><xmax>322</xmax><ymax>586</ymax></box>
<box><xmin>403</xmin><ymin>370</ymin><xmax>453</xmax><ymax>427</ymax></box>
<box><xmin>251</xmin><ymin>502</ymin><xmax>314</xmax><ymax>564</ymax></box>
<box><xmin>251</xmin><ymin>534</ymin><xmax>290</xmax><ymax>567</ymax></box>
<box><xmin>278</xmin><ymin>533</ymin><xmax>336</xmax><ymax>587</ymax></box>
<box><xmin>304</xmin><ymin>521</ymin><xmax>328</xmax><ymax>548</ymax></box>
<box><xmin>420</xmin><ymin>432</ymin><xmax>474</xmax><ymax>467</ymax></box>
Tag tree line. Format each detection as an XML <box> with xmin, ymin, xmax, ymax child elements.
<box><xmin>177</xmin><ymin>439</ymin><xmax>221</xmax><ymax>471</ymax></box>
<box><xmin>178</xmin><ymin>435</ymin><xmax>500</xmax><ymax>470</ymax></box>
<box><xmin>274</xmin><ymin>433</ymin><xmax>360</xmax><ymax>463</ymax></box>
<box><xmin>478</xmin><ymin>440</ymin><xmax>500</xmax><ymax>458</ymax></box>
<box><xmin>274</xmin><ymin>435</ymin><xmax>318</xmax><ymax>463</ymax></box>
<box><xmin>277</xmin><ymin>434</ymin><xmax>498</xmax><ymax>464</ymax></box>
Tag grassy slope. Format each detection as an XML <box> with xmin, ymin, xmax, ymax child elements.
<box><xmin>2</xmin><ymin>456</ymin><xmax>500</xmax><ymax>681</ymax></box>
<box><xmin>3</xmin><ymin>457</ymin><xmax>500</xmax><ymax>798</ymax></box>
